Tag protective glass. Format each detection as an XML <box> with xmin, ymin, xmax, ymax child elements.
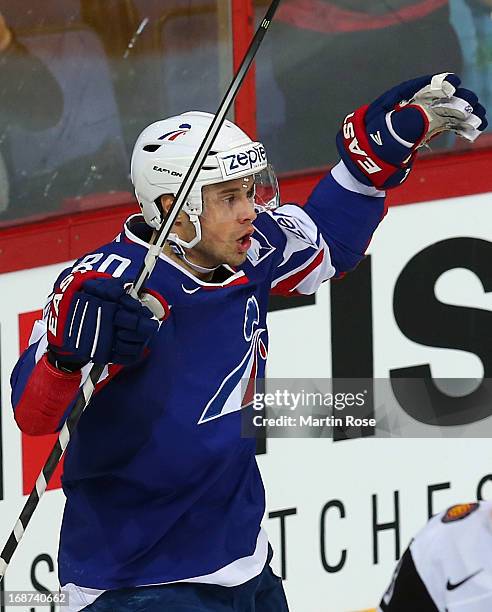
<box><xmin>252</xmin><ymin>164</ymin><xmax>279</xmax><ymax>211</ymax></box>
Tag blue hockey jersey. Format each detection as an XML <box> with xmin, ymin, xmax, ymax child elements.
<box><xmin>10</xmin><ymin>163</ymin><xmax>386</xmax><ymax>604</ymax></box>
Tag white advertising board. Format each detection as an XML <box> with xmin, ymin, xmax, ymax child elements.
<box><xmin>0</xmin><ymin>191</ymin><xmax>491</xmax><ymax>611</ymax></box>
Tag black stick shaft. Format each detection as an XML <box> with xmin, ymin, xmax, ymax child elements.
<box><xmin>0</xmin><ymin>364</ymin><xmax>103</xmax><ymax>577</ymax></box>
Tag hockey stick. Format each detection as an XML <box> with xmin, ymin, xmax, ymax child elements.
<box><xmin>0</xmin><ymin>0</ymin><xmax>281</xmax><ymax>581</ymax></box>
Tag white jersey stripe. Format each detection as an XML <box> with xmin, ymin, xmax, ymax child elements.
<box><xmin>61</xmin><ymin>528</ymin><xmax>269</xmax><ymax>611</ymax></box>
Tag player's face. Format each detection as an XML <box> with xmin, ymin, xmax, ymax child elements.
<box><xmin>191</xmin><ymin>176</ymin><xmax>257</xmax><ymax>268</ymax></box>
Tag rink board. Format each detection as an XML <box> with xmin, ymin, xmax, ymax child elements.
<box><xmin>0</xmin><ymin>191</ymin><xmax>491</xmax><ymax>611</ymax></box>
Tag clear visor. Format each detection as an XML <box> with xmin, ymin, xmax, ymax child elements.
<box><xmin>200</xmin><ymin>164</ymin><xmax>279</xmax><ymax>215</ymax></box>
<box><xmin>252</xmin><ymin>163</ymin><xmax>280</xmax><ymax>212</ymax></box>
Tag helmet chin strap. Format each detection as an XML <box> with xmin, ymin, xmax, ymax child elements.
<box><xmin>167</xmin><ymin>214</ymin><xmax>220</xmax><ymax>274</ymax></box>
<box><xmin>169</xmin><ymin>240</ymin><xmax>220</xmax><ymax>274</ymax></box>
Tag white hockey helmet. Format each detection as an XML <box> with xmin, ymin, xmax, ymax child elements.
<box><xmin>130</xmin><ymin>111</ymin><xmax>278</xmax><ymax>248</ymax></box>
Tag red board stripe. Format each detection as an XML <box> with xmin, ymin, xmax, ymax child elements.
<box><xmin>232</xmin><ymin>0</ymin><xmax>257</xmax><ymax>140</ymax></box>
<box><xmin>0</xmin><ymin>148</ymin><xmax>491</xmax><ymax>276</ymax></box>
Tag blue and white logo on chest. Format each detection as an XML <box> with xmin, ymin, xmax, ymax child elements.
<box><xmin>198</xmin><ymin>296</ymin><xmax>268</xmax><ymax>424</ymax></box>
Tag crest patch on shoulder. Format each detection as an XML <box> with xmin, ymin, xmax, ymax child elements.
<box><xmin>441</xmin><ymin>503</ymin><xmax>479</xmax><ymax>524</ymax></box>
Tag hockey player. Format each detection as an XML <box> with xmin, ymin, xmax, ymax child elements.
<box><xmin>10</xmin><ymin>74</ymin><xmax>487</xmax><ymax>611</ymax></box>
<box><xmin>379</xmin><ymin>501</ymin><xmax>492</xmax><ymax>611</ymax></box>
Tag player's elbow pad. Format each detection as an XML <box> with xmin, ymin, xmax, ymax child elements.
<box><xmin>13</xmin><ymin>354</ymin><xmax>81</xmax><ymax>436</ymax></box>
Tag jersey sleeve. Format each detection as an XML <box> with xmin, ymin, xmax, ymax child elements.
<box><xmin>304</xmin><ymin>160</ymin><xmax>387</xmax><ymax>274</ymax></box>
<box><xmin>253</xmin><ymin>160</ymin><xmax>387</xmax><ymax>296</ymax></box>
<box><xmin>253</xmin><ymin>203</ymin><xmax>336</xmax><ymax>296</ymax></box>
<box><xmin>379</xmin><ymin>547</ymin><xmax>439</xmax><ymax>612</ymax></box>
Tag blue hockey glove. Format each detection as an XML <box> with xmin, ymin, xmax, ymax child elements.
<box><xmin>47</xmin><ymin>271</ymin><xmax>169</xmax><ymax>368</ymax></box>
<box><xmin>336</xmin><ymin>73</ymin><xmax>488</xmax><ymax>190</ymax></box>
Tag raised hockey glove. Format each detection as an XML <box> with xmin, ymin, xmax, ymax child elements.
<box><xmin>47</xmin><ymin>271</ymin><xmax>169</xmax><ymax>369</ymax></box>
<box><xmin>336</xmin><ymin>72</ymin><xmax>488</xmax><ymax>190</ymax></box>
